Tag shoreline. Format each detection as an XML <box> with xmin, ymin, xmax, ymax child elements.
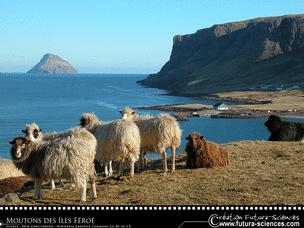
<box><xmin>137</xmin><ymin>90</ymin><xmax>304</xmax><ymax>121</ymax></box>
<box><xmin>158</xmin><ymin>92</ymin><xmax>272</xmax><ymax>105</ymax></box>
<box><xmin>138</xmin><ymin>104</ymin><xmax>304</xmax><ymax>121</ymax></box>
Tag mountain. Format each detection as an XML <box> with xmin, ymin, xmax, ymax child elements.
<box><xmin>139</xmin><ymin>14</ymin><xmax>304</xmax><ymax>94</ymax></box>
<box><xmin>27</xmin><ymin>53</ymin><xmax>77</xmax><ymax>74</ymax></box>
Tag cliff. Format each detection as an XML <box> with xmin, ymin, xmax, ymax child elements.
<box><xmin>139</xmin><ymin>14</ymin><xmax>304</xmax><ymax>94</ymax></box>
<box><xmin>27</xmin><ymin>53</ymin><xmax>77</xmax><ymax>74</ymax></box>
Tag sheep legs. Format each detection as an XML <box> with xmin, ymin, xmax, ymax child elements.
<box><xmin>80</xmin><ymin>179</ymin><xmax>87</xmax><ymax>202</ymax></box>
<box><xmin>50</xmin><ymin>179</ymin><xmax>56</xmax><ymax>190</ymax></box>
<box><xmin>108</xmin><ymin>161</ymin><xmax>113</xmax><ymax>176</ymax></box>
<box><xmin>33</xmin><ymin>179</ymin><xmax>42</xmax><ymax>199</ymax></box>
<box><xmin>104</xmin><ymin>161</ymin><xmax>113</xmax><ymax>177</ymax></box>
<box><xmin>137</xmin><ymin>152</ymin><xmax>146</xmax><ymax>171</ymax></box>
<box><xmin>118</xmin><ymin>159</ymin><xmax>125</xmax><ymax>177</ymax></box>
<box><xmin>129</xmin><ymin>159</ymin><xmax>135</xmax><ymax>178</ymax></box>
<box><xmin>89</xmin><ymin>178</ymin><xmax>97</xmax><ymax>199</ymax></box>
<box><xmin>170</xmin><ymin>146</ymin><xmax>176</xmax><ymax>172</ymax></box>
<box><xmin>161</xmin><ymin>151</ymin><xmax>168</xmax><ymax>173</ymax></box>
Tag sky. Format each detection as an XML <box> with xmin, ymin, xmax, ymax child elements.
<box><xmin>0</xmin><ymin>0</ymin><xmax>303</xmax><ymax>74</ymax></box>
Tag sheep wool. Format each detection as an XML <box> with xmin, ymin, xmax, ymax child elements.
<box><xmin>23</xmin><ymin>123</ymin><xmax>96</xmax><ymax>189</ymax></box>
<box><xmin>80</xmin><ymin>113</ymin><xmax>140</xmax><ymax>178</ymax></box>
<box><xmin>120</xmin><ymin>107</ymin><xmax>181</xmax><ymax>173</ymax></box>
<box><xmin>185</xmin><ymin>132</ymin><xmax>230</xmax><ymax>168</ymax></box>
<box><xmin>10</xmin><ymin>127</ymin><xmax>97</xmax><ymax>201</ymax></box>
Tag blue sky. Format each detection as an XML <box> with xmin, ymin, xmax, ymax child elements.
<box><xmin>0</xmin><ymin>0</ymin><xmax>303</xmax><ymax>73</ymax></box>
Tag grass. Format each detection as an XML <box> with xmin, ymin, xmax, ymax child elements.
<box><xmin>10</xmin><ymin>140</ymin><xmax>304</xmax><ymax>205</ymax></box>
<box><xmin>215</xmin><ymin>90</ymin><xmax>304</xmax><ymax>111</ymax></box>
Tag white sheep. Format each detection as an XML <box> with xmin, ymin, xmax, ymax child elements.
<box><xmin>120</xmin><ymin>107</ymin><xmax>181</xmax><ymax>173</ymax></box>
<box><xmin>10</xmin><ymin>127</ymin><xmax>97</xmax><ymax>201</ymax></box>
<box><xmin>79</xmin><ymin>113</ymin><xmax>140</xmax><ymax>178</ymax></box>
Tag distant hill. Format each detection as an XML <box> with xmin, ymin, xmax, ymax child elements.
<box><xmin>27</xmin><ymin>53</ymin><xmax>77</xmax><ymax>74</ymax></box>
<box><xmin>139</xmin><ymin>14</ymin><xmax>304</xmax><ymax>94</ymax></box>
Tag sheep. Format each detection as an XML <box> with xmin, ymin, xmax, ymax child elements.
<box><xmin>22</xmin><ymin>123</ymin><xmax>82</xmax><ymax>189</ymax></box>
<box><xmin>119</xmin><ymin>107</ymin><xmax>181</xmax><ymax>173</ymax></box>
<box><xmin>9</xmin><ymin>127</ymin><xmax>97</xmax><ymax>201</ymax></box>
<box><xmin>185</xmin><ymin>132</ymin><xmax>230</xmax><ymax>168</ymax></box>
<box><xmin>0</xmin><ymin>159</ymin><xmax>25</xmax><ymax>180</ymax></box>
<box><xmin>79</xmin><ymin>113</ymin><xmax>140</xmax><ymax>178</ymax></box>
<box><xmin>264</xmin><ymin>115</ymin><xmax>304</xmax><ymax>141</ymax></box>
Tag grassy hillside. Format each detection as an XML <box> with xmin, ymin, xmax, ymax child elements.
<box><xmin>2</xmin><ymin>141</ymin><xmax>304</xmax><ymax>205</ymax></box>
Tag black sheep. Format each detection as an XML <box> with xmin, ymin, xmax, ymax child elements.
<box><xmin>264</xmin><ymin>115</ymin><xmax>304</xmax><ymax>141</ymax></box>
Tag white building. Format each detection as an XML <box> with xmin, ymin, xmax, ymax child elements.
<box><xmin>213</xmin><ymin>103</ymin><xmax>229</xmax><ymax>111</ymax></box>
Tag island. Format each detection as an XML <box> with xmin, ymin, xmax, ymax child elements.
<box><xmin>27</xmin><ymin>53</ymin><xmax>77</xmax><ymax>74</ymax></box>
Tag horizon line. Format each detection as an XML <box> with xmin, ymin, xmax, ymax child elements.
<box><xmin>0</xmin><ymin>72</ymin><xmax>151</xmax><ymax>75</ymax></box>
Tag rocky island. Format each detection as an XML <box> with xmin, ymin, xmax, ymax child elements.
<box><xmin>27</xmin><ymin>53</ymin><xmax>77</xmax><ymax>74</ymax></box>
<box><xmin>139</xmin><ymin>14</ymin><xmax>304</xmax><ymax>95</ymax></box>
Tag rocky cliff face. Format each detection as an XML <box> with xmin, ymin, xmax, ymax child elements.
<box><xmin>27</xmin><ymin>53</ymin><xmax>77</xmax><ymax>74</ymax></box>
<box><xmin>139</xmin><ymin>14</ymin><xmax>304</xmax><ymax>94</ymax></box>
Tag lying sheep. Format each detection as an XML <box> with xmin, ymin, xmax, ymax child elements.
<box><xmin>185</xmin><ymin>132</ymin><xmax>230</xmax><ymax>168</ymax></box>
<box><xmin>80</xmin><ymin>113</ymin><xmax>140</xmax><ymax>178</ymax></box>
<box><xmin>120</xmin><ymin>107</ymin><xmax>181</xmax><ymax>173</ymax></box>
<box><xmin>265</xmin><ymin>115</ymin><xmax>304</xmax><ymax>141</ymax></box>
<box><xmin>10</xmin><ymin>127</ymin><xmax>97</xmax><ymax>201</ymax></box>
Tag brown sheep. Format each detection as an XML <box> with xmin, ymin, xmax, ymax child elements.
<box><xmin>185</xmin><ymin>132</ymin><xmax>230</xmax><ymax>168</ymax></box>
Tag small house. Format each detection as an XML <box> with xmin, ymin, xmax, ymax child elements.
<box><xmin>213</xmin><ymin>103</ymin><xmax>229</xmax><ymax>111</ymax></box>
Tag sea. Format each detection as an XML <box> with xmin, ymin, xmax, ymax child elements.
<box><xmin>0</xmin><ymin>73</ymin><xmax>302</xmax><ymax>159</ymax></box>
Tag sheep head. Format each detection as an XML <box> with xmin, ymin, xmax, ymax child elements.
<box><xmin>185</xmin><ymin>132</ymin><xmax>204</xmax><ymax>150</ymax></box>
<box><xmin>9</xmin><ymin>136</ymin><xmax>31</xmax><ymax>159</ymax></box>
<box><xmin>22</xmin><ymin>123</ymin><xmax>43</xmax><ymax>142</ymax></box>
<box><xmin>119</xmin><ymin>107</ymin><xmax>136</xmax><ymax>120</ymax></box>
<box><xmin>79</xmin><ymin>113</ymin><xmax>102</xmax><ymax>132</ymax></box>
<box><xmin>265</xmin><ymin>115</ymin><xmax>282</xmax><ymax>133</ymax></box>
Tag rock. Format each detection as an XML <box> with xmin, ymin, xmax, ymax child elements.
<box><xmin>172</xmin><ymin>112</ymin><xmax>190</xmax><ymax>121</ymax></box>
<box><xmin>4</xmin><ymin>193</ymin><xmax>20</xmax><ymax>203</ymax></box>
<box><xmin>27</xmin><ymin>53</ymin><xmax>77</xmax><ymax>74</ymax></box>
<box><xmin>0</xmin><ymin>193</ymin><xmax>21</xmax><ymax>205</ymax></box>
<box><xmin>0</xmin><ymin>159</ymin><xmax>25</xmax><ymax>180</ymax></box>
<box><xmin>139</xmin><ymin>14</ymin><xmax>304</xmax><ymax>94</ymax></box>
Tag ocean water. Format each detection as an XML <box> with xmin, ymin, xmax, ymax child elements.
<box><xmin>0</xmin><ymin>73</ymin><xmax>287</xmax><ymax>159</ymax></box>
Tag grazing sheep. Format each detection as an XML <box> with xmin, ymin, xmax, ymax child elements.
<box><xmin>185</xmin><ymin>132</ymin><xmax>230</xmax><ymax>168</ymax></box>
<box><xmin>264</xmin><ymin>115</ymin><xmax>304</xmax><ymax>141</ymax></box>
<box><xmin>119</xmin><ymin>107</ymin><xmax>181</xmax><ymax>173</ymax></box>
<box><xmin>79</xmin><ymin>113</ymin><xmax>140</xmax><ymax>178</ymax></box>
<box><xmin>9</xmin><ymin>127</ymin><xmax>97</xmax><ymax>201</ymax></box>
